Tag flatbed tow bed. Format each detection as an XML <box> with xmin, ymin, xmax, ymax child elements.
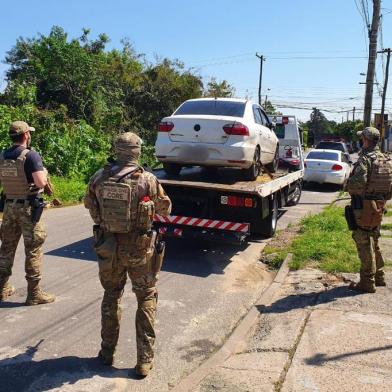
<box><xmin>153</xmin><ymin>166</ymin><xmax>304</xmax><ymax>243</ymax></box>
<box><xmin>153</xmin><ymin>114</ymin><xmax>304</xmax><ymax>244</ymax></box>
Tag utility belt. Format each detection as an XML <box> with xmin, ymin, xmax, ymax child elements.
<box><xmin>345</xmin><ymin>195</ymin><xmax>386</xmax><ymax>231</ymax></box>
<box><xmin>93</xmin><ymin>225</ymin><xmax>166</xmax><ymax>275</ymax></box>
<box><xmin>1</xmin><ymin>196</ymin><xmax>45</xmax><ymax>224</ymax></box>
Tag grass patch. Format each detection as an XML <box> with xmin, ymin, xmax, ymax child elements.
<box><xmin>289</xmin><ymin>206</ymin><xmax>360</xmax><ymax>272</ymax></box>
<box><xmin>46</xmin><ymin>176</ymin><xmax>86</xmax><ymax>206</ymax></box>
<box><xmin>381</xmin><ymin>223</ymin><xmax>392</xmax><ymax>231</ymax></box>
<box><xmin>261</xmin><ymin>206</ymin><xmax>361</xmax><ymax>273</ymax></box>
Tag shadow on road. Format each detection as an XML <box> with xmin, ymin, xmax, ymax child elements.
<box><xmin>0</xmin><ymin>341</ymin><xmax>142</xmax><ymax>392</ymax></box>
<box><xmin>46</xmin><ymin>237</ymin><xmax>96</xmax><ymax>261</ymax></box>
<box><xmin>45</xmin><ymin>237</ymin><xmax>246</xmax><ymax>278</ymax></box>
<box><xmin>305</xmin><ymin>345</ymin><xmax>392</xmax><ymax>366</ymax></box>
<box><xmin>256</xmin><ymin>286</ymin><xmax>361</xmax><ymax>315</ymax></box>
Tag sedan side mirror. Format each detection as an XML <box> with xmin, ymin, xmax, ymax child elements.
<box><xmin>268</xmin><ymin>122</ymin><xmax>276</xmax><ymax>130</ymax></box>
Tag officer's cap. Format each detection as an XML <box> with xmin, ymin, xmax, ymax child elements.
<box><xmin>357</xmin><ymin>126</ymin><xmax>380</xmax><ymax>142</ymax></box>
<box><xmin>9</xmin><ymin>121</ymin><xmax>35</xmax><ymax>136</ymax></box>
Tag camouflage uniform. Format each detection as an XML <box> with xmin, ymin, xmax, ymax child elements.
<box><xmin>0</xmin><ymin>121</ymin><xmax>54</xmax><ymax>305</ymax></box>
<box><xmin>84</xmin><ymin>132</ymin><xmax>171</xmax><ymax>376</ymax></box>
<box><xmin>346</xmin><ymin>127</ymin><xmax>392</xmax><ymax>292</ymax></box>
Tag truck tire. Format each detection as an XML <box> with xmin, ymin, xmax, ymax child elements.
<box><xmin>287</xmin><ymin>181</ymin><xmax>302</xmax><ymax>206</ymax></box>
<box><xmin>265</xmin><ymin>147</ymin><xmax>279</xmax><ymax>173</ymax></box>
<box><xmin>163</xmin><ymin>163</ymin><xmax>182</xmax><ymax>176</ymax></box>
<box><xmin>252</xmin><ymin>195</ymin><xmax>278</xmax><ymax>238</ymax></box>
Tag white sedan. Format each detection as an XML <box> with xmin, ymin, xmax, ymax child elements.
<box><xmin>304</xmin><ymin>149</ymin><xmax>352</xmax><ymax>186</ymax></box>
<box><xmin>155</xmin><ymin>98</ymin><xmax>279</xmax><ymax>180</ymax></box>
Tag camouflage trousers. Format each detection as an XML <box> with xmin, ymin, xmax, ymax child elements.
<box><xmin>95</xmin><ymin>230</ymin><xmax>159</xmax><ymax>364</ymax></box>
<box><xmin>352</xmin><ymin>226</ymin><xmax>384</xmax><ymax>283</ymax></box>
<box><xmin>0</xmin><ymin>202</ymin><xmax>47</xmax><ymax>282</ymax></box>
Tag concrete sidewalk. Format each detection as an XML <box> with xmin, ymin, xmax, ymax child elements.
<box><xmin>193</xmin><ymin>268</ymin><xmax>392</xmax><ymax>392</ymax></box>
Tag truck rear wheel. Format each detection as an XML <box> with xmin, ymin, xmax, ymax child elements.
<box><xmin>163</xmin><ymin>163</ymin><xmax>182</xmax><ymax>176</ymax></box>
<box><xmin>252</xmin><ymin>195</ymin><xmax>278</xmax><ymax>238</ymax></box>
<box><xmin>287</xmin><ymin>181</ymin><xmax>302</xmax><ymax>206</ymax></box>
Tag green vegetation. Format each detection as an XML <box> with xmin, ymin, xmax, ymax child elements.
<box><xmin>381</xmin><ymin>223</ymin><xmax>392</xmax><ymax>231</ymax></box>
<box><xmin>0</xmin><ymin>26</ymin><xmax>236</xmax><ymax>203</ymax></box>
<box><xmin>46</xmin><ymin>176</ymin><xmax>86</xmax><ymax>206</ymax></box>
<box><xmin>264</xmin><ymin>206</ymin><xmax>361</xmax><ymax>273</ymax></box>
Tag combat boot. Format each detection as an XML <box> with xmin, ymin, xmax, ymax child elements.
<box><xmin>0</xmin><ymin>279</ymin><xmax>16</xmax><ymax>301</ymax></box>
<box><xmin>98</xmin><ymin>349</ymin><xmax>114</xmax><ymax>366</ymax></box>
<box><xmin>349</xmin><ymin>280</ymin><xmax>376</xmax><ymax>293</ymax></box>
<box><xmin>375</xmin><ymin>273</ymin><xmax>386</xmax><ymax>287</ymax></box>
<box><xmin>135</xmin><ymin>361</ymin><xmax>153</xmax><ymax>377</ymax></box>
<box><xmin>25</xmin><ymin>281</ymin><xmax>55</xmax><ymax>306</ymax></box>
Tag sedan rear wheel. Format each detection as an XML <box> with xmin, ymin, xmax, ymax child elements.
<box><xmin>265</xmin><ymin>147</ymin><xmax>279</xmax><ymax>173</ymax></box>
<box><xmin>163</xmin><ymin>163</ymin><xmax>182</xmax><ymax>176</ymax></box>
<box><xmin>243</xmin><ymin>148</ymin><xmax>261</xmax><ymax>181</ymax></box>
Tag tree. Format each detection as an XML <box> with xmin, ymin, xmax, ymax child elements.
<box><xmin>204</xmin><ymin>77</ymin><xmax>235</xmax><ymax>98</ymax></box>
<box><xmin>307</xmin><ymin>107</ymin><xmax>331</xmax><ymax>142</ymax></box>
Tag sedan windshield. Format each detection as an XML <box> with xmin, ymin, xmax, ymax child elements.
<box><xmin>306</xmin><ymin>151</ymin><xmax>340</xmax><ymax>161</ymax></box>
<box><xmin>174</xmin><ymin>100</ymin><xmax>246</xmax><ymax>117</ymax></box>
<box><xmin>316</xmin><ymin>142</ymin><xmax>345</xmax><ymax>152</ymax></box>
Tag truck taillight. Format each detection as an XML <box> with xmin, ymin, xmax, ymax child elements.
<box><xmin>223</xmin><ymin>123</ymin><xmax>249</xmax><ymax>136</ymax></box>
<box><xmin>221</xmin><ymin>195</ymin><xmax>253</xmax><ymax>208</ymax></box>
<box><xmin>158</xmin><ymin>121</ymin><xmax>174</xmax><ymax>132</ymax></box>
<box><xmin>331</xmin><ymin>164</ymin><xmax>343</xmax><ymax>171</ymax></box>
<box><xmin>282</xmin><ymin>116</ymin><xmax>289</xmax><ymax>125</ymax></box>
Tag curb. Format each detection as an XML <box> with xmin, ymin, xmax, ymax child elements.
<box><xmin>171</xmin><ymin>253</ymin><xmax>292</xmax><ymax>392</ymax></box>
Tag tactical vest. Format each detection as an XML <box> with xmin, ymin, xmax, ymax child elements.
<box><xmin>0</xmin><ymin>149</ymin><xmax>38</xmax><ymax>199</ymax></box>
<box><xmin>96</xmin><ymin>165</ymin><xmax>154</xmax><ymax>233</ymax></box>
<box><xmin>365</xmin><ymin>153</ymin><xmax>392</xmax><ymax>197</ymax></box>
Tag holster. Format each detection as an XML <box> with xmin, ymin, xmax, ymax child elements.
<box><xmin>31</xmin><ymin>198</ymin><xmax>45</xmax><ymax>224</ymax></box>
<box><xmin>0</xmin><ymin>192</ymin><xmax>5</xmax><ymax>213</ymax></box>
<box><xmin>356</xmin><ymin>199</ymin><xmax>385</xmax><ymax>230</ymax></box>
<box><xmin>344</xmin><ymin>205</ymin><xmax>358</xmax><ymax>231</ymax></box>
<box><xmin>150</xmin><ymin>233</ymin><xmax>166</xmax><ymax>275</ymax></box>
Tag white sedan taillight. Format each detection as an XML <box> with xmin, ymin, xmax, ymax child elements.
<box><xmin>158</xmin><ymin>121</ymin><xmax>174</xmax><ymax>132</ymax></box>
<box><xmin>223</xmin><ymin>122</ymin><xmax>249</xmax><ymax>136</ymax></box>
<box><xmin>331</xmin><ymin>164</ymin><xmax>343</xmax><ymax>171</ymax></box>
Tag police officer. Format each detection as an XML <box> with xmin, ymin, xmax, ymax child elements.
<box><xmin>84</xmin><ymin>132</ymin><xmax>171</xmax><ymax>377</ymax></box>
<box><xmin>346</xmin><ymin>127</ymin><xmax>392</xmax><ymax>293</ymax></box>
<box><xmin>0</xmin><ymin>121</ymin><xmax>55</xmax><ymax>305</ymax></box>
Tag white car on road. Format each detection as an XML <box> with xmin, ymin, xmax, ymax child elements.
<box><xmin>155</xmin><ymin>98</ymin><xmax>279</xmax><ymax>180</ymax></box>
<box><xmin>304</xmin><ymin>149</ymin><xmax>352</xmax><ymax>187</ymax></box>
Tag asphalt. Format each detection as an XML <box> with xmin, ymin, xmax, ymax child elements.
<box><xmin>0</xmin><ymin>185</ymin><xmax>338</xmax><ymax>391</ymax></box>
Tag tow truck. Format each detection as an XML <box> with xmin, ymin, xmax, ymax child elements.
<box><xmin>153</xmin><ymin>115</ymin><xmax>304</xmax><ymax>243</ymax></box>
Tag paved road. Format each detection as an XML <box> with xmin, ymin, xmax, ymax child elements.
<box><xmin>0</xmin><ymin>185</ymin><xmax>337</xmax><ymax>391</ymax></box>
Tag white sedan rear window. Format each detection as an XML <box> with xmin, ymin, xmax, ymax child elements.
<box><xmin>307</xmin><ymin>151</ymin><xmax>340</xmax><ymax>161</ymax></box>
<box><xmin>174</xmin><ymin>101</ymin><xmax>246</xmax><ymax>117</ymax></box>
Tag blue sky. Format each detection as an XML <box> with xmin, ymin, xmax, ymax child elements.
<box><xmin>1</xmin><ymin>0</ymin><xmax>391</xmax><ymax>122</ymax></box>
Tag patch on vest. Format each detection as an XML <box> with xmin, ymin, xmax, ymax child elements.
<box><xmin>103</xmin><ymin>185</ymin><xmax>129</xmax><ymax>201</ymax></box>
<box><xmin>0</xmin><ymin>166</ymin><xmax>18</xmax><ymax>177</ymax></box>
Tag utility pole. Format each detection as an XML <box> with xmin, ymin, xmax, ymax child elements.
<box><xmin>256</xmin><ymin>53</ymin><xmax>265</xmax><ymax>106</ymax></box>
<box><xmin>379</xmin><ymin>48</ymin><xmax>391</xmax><ymax>151</ymax></box>
<box><xmin>353</xmin><ymin>106</ymin><xmax>356</xmax><ymax>122</ymax></box>
<box><xmin>363</xmin><ymin>0</ymin><xmax>381</xmax><ymax>126</ymax></box>
<box><xmin>347</xmin><ymin>110</ymin><xmax>349</xmax><ymax>122</ymax></box>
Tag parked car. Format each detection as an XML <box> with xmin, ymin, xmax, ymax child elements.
<box><xmin>304</xmin><ymin>149</ymin><xmax>352</xmax><ymax>187</ymax></box>
<box><xmin>315</xmin><ymin>140</ymin><xmax>349</xmax><ymax>154</ymax></box>
<box><xmin>155</xmin><ymin>98</ymin><xmax>279</xmax><ymax>180</ymax></box>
